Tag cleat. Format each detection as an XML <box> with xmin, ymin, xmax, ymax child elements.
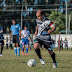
<box><xmin>53</xmin><ymin>62</ymin><xmax>57</xmax><ymax>68</ymax></box>
<box><xmin>40</xmin><ymin>59</ymin><xmax>45</xmax><ymax>65</ymax></box>
<box><xmin>18</xmin><ymin>55</ymin><xmax>20</xmax><ymax>56</ymax></box>
<box><xmin>22</xmin><ymin>52</ymin><xmax>24</xmax><ymax>55</ymax></box>
<box><xmin>0</xmin><ymin>54</ymin><xmax>3</xmax><ymax>56</ymax></box>
<box><xmin>25</xmin><ymin>53</ymin><xmax>28</xmax><ymax>55</ymax></box>
<box><xmin>15</xmin><ymin>54</ymin><xmax>17</xmax><ymax>56</ymax></box>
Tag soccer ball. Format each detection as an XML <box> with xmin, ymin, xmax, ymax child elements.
<box><xmin>27</xmin><ymin>59</ymin><xmax>36</xmax><ymax>67</ymax></box>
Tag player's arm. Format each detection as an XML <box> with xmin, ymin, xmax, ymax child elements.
<box><xmin>0</xmin><ymin>27</ymin><xmax>3</xmax><ymax>33</ymax></box>
<box><xmin>21</xmin><ymin>35</ymin><xmax>25</xmax><ymax>38</ymax></box>
<box><xmin>48</xmin><ymin>22</ymin><xmax>56</xmax><ymax>34</ymax></box>
<box><xmin>11</xmin><ymin>31</ymin><xmax>12</xmax><ymax>36</ymax></box>
<box><xmin>35</xmin><ymin>25</ymin><xmax>38</xmax><ymax>35</ymax></box>
<box><xmin>19</xmin><ymin>30</ymin><xmax>21</xmax><ymax>36</ymax></box>
<box><xmin>10</xmin><ymin>26</ymin><xmax>12</xmax><ymax>37</ymax></box>
<box><xmin>0</xmin><ymin>30</ymin><xmax>3</xmax><ymax>33</ymax></box>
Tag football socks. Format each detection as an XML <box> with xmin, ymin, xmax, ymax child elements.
<box><xmin>35</xmin><ymin>48</ymin><xmax>42</xmax><ymax>59</ymax></box>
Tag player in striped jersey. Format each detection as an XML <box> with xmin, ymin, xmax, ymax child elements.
<box><xmin>34</xmin><ymin>10</ymin><xmax>57</xmax><ymax>68</ymax></box>
<box><xmin>0</xmin><ymin>26</ymin><xmax>4</xmax><ymax>56</ymax></box>
<box><xmin>21</xmin><ymin>26</ymin><xmax>30</xmax><ymax>55</ymax></box>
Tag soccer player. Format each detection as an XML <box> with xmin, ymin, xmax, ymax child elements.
<box><xmin>34</xmin><ymin>10</ymin><xmax>57</xmax><ymax>68</ymax></box>
<box><xmin>10</xmin><ymin>19</ymin><xmax>21</xmax><ymax>56</ymax></box>
<box><xmin>0</xmin><ymin>26</ymin><xmax>4</xmax><ymax>56</ymax></box>
<box><xmin>21</xmin><ymin>26</ymin><xmax>30</xmax><ymax>55</ymax></box>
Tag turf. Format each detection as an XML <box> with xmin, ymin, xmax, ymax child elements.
<box><xmin>0</xmin><ymin>48</ymin><xmax>72</xmax><ymax>72</ymax></box>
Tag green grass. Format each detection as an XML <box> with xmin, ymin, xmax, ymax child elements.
<box><xmin>0</xmin><ymin>48</ymin><xmax>72</xmax><ymax>72</ymax></box>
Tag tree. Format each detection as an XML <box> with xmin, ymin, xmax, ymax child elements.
<box><xmin>47</xmin><ymin>11</ymin><xmax>66</xmax><ymax>33</ymax></box>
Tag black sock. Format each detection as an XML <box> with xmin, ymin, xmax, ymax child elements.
<box><xmin>1</xmin><ymin>47</ymin><xmax>3</xmax><ymax>54</ymax></box>
<box><xmin>35</xmin><ymin>48</ymin><xmax>42</xmax><ymax>59</ymax></box>
<box><xmin>51</xmin><ymin>52</ymin><xmax>56</xmax><ymax>63</ymax></box>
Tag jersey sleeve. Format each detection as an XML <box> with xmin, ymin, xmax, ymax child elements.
<box><xmin>50</xmin><ymin>21</ymin><xmax>55</xmax><ymax>28</ymax></box>
<box><xmin>18</xmin><ymin>24</ymin><xmax>21</xmax><ymax>30</ymax></box>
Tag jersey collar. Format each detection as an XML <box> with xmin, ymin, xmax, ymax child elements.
<box><xmin>42</xmin><ymin>17</ymin><xmax>46</xmax><ymax>22</ymax></box>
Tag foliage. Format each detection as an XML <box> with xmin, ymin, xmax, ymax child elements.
<box><xmin>47</xmin><ymin>11</ymin><xmax>72</xmax><ymax>34</ymax></box>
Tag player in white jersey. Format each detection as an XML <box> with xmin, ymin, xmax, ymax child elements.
<box><xmin>34</xmin><ymin>10</ymin><xmax>57</xmax><ymax>68</ymax></box>
<box><xmin>21</xmin><ymin>26</ymin><xmax>30</xmax><ymax>55</ymax></box>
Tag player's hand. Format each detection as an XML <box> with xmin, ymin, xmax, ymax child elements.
<box><xmin>23</xmin><ymin>36</ymin><xmax>25</xmax><ymax>38</ymax></box>
<box><xmin>48</xmin><ymin>30</ymin><xmax>51</xmax><ymax>34</ymax></box>
<box><xmin>21</xmin><ymin>35</ymin><xmax>25</xmax><ymax>38</ymax></box>
<box><xmin>19</xmin><ymin>37</ymin><xmax>20</xmax><ymax>41</ymax></box>
<box><xmin>35</xmin><ymin>32</ymin><xmax>37</xmax><ymax>35</ymax></box>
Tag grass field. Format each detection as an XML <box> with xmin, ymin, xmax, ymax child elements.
<box><xmin>0</xmin><ymin>48</ymin><xmax>72</xmax><ymax>72</ymax></box>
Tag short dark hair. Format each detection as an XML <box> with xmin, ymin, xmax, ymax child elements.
<box><xmin>12</xmin><ymin>19</ymin><xmax>16</xmax><ymax>22</ymax></box>
<box><xmin>40</xmin><ymin>11</ymin><xmax>44</xmax><ymax>15</ymax></box>
<box><xmin>24</xmin><ymin>25</ymin><xmax>27</xmax><ymax>28</ymax></box>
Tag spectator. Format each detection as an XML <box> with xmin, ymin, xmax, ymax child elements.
<box><xmin>6</xmin><ymin>37</ymin><xmax>8</xmax><ymax>49</ymax></box>
<box><xmin>9</xmin><ymin>37</ymin><xmax>13</xmax><ymax>49</ymax></box>
<box><xmin>60</xmin><ymin>38</ymin><xmax>63</xmax><ymax>50</ymax></box>
<box><xmin>64</xmin><ymin>38</ymin><xmax>68</xmax><ymax>50</ymax></box>
<box><xmin>51</xmin><ymin>38</ymin><xmax>55</xmax><ymax>49</ymax></box>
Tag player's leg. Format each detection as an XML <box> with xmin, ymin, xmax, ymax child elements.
<box><xmin>62</xmin><ymin>45</ymin><xmax>63</xmax><ymax>50</ymax></box>
<box><xmin>48</xmin><ymin>50</ymin><xmax>57</xmax><ymax>68</ymax></box>
<box><xmin>22</xmin><ymin>45</ymin><xmax>25</xmax><ymax>55</ymax></box>
<box><xmin>14</xmin><ymin>43</ymin><xmax>17</xmax><ymax>56</ymax></box>
<box><xmin>47</xmin><ymin>43</ymin><xmax>57</xmax><ymax>68</ymax></box>
<box><xmin>22</xmin><ymin>38</ymin><xmax>25</xmax><ymax>55</ymax></box>
<box><xmin>13</xmin><ymin>36</ymin><xmax>17</xmax><ymax>56</ymax></box>
<box><xmin>0</xmin><ymin>40</ymin><xmax>4</xmax><ymax>56</ymax></box>
<box><xmin>25</xmin><ymin>39</ymin><xmax>29</xmax><ymax>55</ymax></box>
<box><xmin>16</xmin><ymin>35</ymin><xmax>20</xmax><ymax>56</ymax></box>
<box><xmin>65</xmin><ymin>45</ymin><xmax>66</xmax><ymax>50</ymax></box>
<box><xmin>34</xmin><ymin>42</ymin><xmax>45</xmax><ymax>65</ymax></box>
<box><xmin>67</xmin><ymin>45</ymin><xmax>68</xmax><ymax>50</ymax></box>
<box><xmin>6</xmin><ymin>44</ymin><xmax>8</xmax><ymax>49</ymax></box>
<box><xmin>44</xmin><ymin>41</ymin><xmax>57</xmax><ymax>68</ymax></box>
<box><xmin>25</xmin><ymin>45</ymin><xmax>29</xmax><ymax>55</ymax></box>
<box><xmin>10</xmin><ymin>44</ymin><xmax>13</xmax><ymax>49</ymax></box>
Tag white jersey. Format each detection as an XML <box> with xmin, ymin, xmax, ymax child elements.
<box><xmin>21</xmin><ymin>30</ymin><xmax>30</xmax><ymax>39</ymax></box>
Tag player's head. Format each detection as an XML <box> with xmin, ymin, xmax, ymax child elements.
<box><xmin>12</xmin><ymin>19</ymin><xmax>16</xmax><ymax>25</ymax></box>
<box><xmin>36</xmin><ymin>10</ymin><xmax>44</xmax><ymax>21</ymax></box>
<box><xmin>24</xmin><ymin>26</ymin><xmax>27</xmax><ymax>31</ymax></box>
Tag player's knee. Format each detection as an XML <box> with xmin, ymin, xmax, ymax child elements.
<box><xmin>26</xmin><ymin>45</ymin><xmax>29</xmax><ymax>48</ymax></box>
<box><xmin>22</xmin><ymin>45</ymin><xmax>25</xmax><ymax>48</ymax></box>
<box><xmin>34</xmin><ymin>43</ymin><xmax>39</xmax><ymax>49</ymax></box>
<box><xmin>48</xmin><ymin>50</ymin><xmax>53</xmax><ymax>55</ymax></box>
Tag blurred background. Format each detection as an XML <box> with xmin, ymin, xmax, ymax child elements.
<box><xmin>0</xmin><ymin>0</ymin><xmax>72</xmax><ymax>49</ymax></box>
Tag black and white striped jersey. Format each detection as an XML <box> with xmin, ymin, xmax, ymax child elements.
<box><xmin>36</xmin><ymin>17</ymin><xmax>55</xmax><ymax>42</ymax></box>
<box><xmin>36</xmin><ymin>17</ymin><xmax>55</xmax><ymax>36</ymax></box>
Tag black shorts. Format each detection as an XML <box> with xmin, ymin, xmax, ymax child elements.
<box><xmin>13</xmin><ymin>35</ymin><xmax>19</xmax><ymax>43</ymax></box>
<box><xmin>34</xmin><ymin>38</ymin><xmax>52</xmax><ymax>50</ymax></box>
<box><xmin>0</xmin><ymin>40</ymin><xmax>4</xmax><ymax>45</ymax></box>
